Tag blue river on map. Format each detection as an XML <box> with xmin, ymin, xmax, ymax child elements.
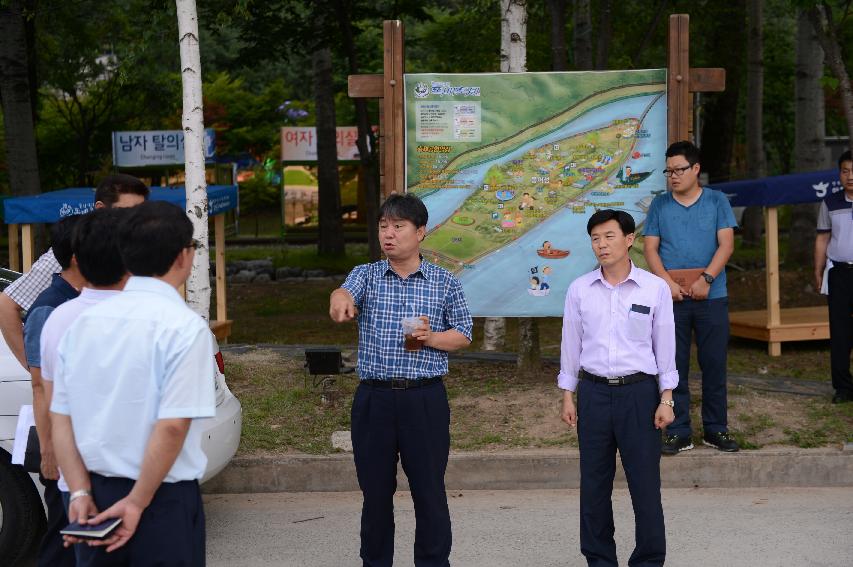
<box><xmin>420</xmin><ymin>93</ymin><xmax>667</xmax><ymax>317</ymax></box>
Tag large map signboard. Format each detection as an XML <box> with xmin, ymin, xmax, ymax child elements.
<box><xmin>404</xmin><ymin>70</ymin><xmax>667</xmax><ymax>316</ymax></box>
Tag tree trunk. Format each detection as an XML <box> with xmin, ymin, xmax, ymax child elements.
<box><xmin>0</xmin><ymin>0</ymin><xmax>41</xmax><ymax>196</ymax></box>
<box><xmin>500</xmin><ymin>0</ymin><xmax>527</xmax><ymax>73</ymax></box>
<box><xmin>546</xmin><ymin>0</ymin><xmax>567</xmax><ymax>71</ymax></box>
<box><xmin>741</xmin><ymin>0</ymin><xmax>765</xmax><ymax>247</ymax></box>
<box><xmin>499</xmin><ymin>0</ymin><xmax>539</xmax><ymax>372</ymax></box>
<box><xmin>788</xmin><ymin>9</ymin><xmax>828</xmax><ymax>268</ymax></box>
<box><xmin>314</xmin><ymin>47</ymin><xmax>345</xmax><ymax>256</ymax></box>
<box><xmin>807</xmin><ymin>2</ymin><xmax>853</xmax><ymax>153</ymax></box>
<box><xmin>697</xmin><ymin>1</ymin><xmax>746</xmax><ymax>184</ymax></box>
<box><xmin>336</xmin><ymin>0</ymin><xmax>380</xmax><ymax>260</ymax></box>
<box><xmin>176</xmin><ymin>0</ymin><xmax>211</xmax><ymax>320</ymax></box>
<box><xmin>594</xmin><ymin>0</ymin><xmax>612</xmax><ymax>70</ymax></box>
<box><xmin>572</xmin><ymin>0</ymin><xmax>593</xmax><ymax>70</ymax></box>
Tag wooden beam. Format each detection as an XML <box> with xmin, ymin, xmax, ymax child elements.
<box><xmin>8</xmin><ymin>224</ymin><xmax>19</xmax><ymax>272</ymax></box>
<box><xmin>349</xmin><ymin>74</ymin><xmax>383</xmax><ymax>99</ymax></box>
<box><xmin>382</xmin><ymin>20</ymin><xmax>405</xmax><ymax>197</ymax></box>
<box><xmin>667</xmin><ymin>14</ymin><xmax>690</xmax><ymax>144</ymax></box>
<box><xmin>689</xmin><ymin>68</ymin><xmax>726</xmax><ymax>92</ymax></box>
<box><xmin>765</xmin><ymin>206</ymin><xmax>781</xmax><ymax>356</ymax></box>
<box><xmin>215</xmin><ymin>214</ymin><xmax>227</xmax><ymax>322</ymax></box>
<box><xmin>21</xmin><ymin>224</ymin><xmax>35</xmax><ymax>272</ymax></box>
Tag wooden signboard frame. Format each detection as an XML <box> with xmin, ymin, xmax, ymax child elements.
<box><xmin>348</xmin><ymin>16</ymin><xmax>831</xmax><ymax>357</ymax></box>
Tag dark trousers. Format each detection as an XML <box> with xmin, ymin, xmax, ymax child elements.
<box><xmin>828</xmin><ymin>266</ymin><xmax>853</xmax><ymax>396</ymax></box>
<box><xmin>76</xmin><ymin>473</ymin><xmax>205</xmax><ymax>567</ymax></box>
<box><xmin>38</xmin><ymin>476</ymin><xmax>75</xmax><ymax>567</ymax></box>
<box><xmin>351</xmin><ymin>381</ymin><xmax>452</xmax><ymax>567</ymax></box>
<box><xmin>670</xmin><ymin>297</ymin><xmax>730</xmax><ymax>437</ymax></box>
<box><xmin>577</xmin><ymin>378</ymin><xmax>665</xmax><ymax>567</ymax></box>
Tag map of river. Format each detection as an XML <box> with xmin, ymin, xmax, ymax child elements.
<box><xmin>405</xmin><ymin>71</ymin><xmax>667</xmax><ymax>316</ymax></box>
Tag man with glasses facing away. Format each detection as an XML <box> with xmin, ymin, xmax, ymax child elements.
<box><xmin>559</xmin><ymin>208</ymin><xmax>676</xmax><ymax>567</ymax></box>
<box><xmin>329</xmin><ymin>193</ymin><xmax>472</xmax><ymax>567</ymax></box>
<box><xmin>50</xmin><ymin>201</ymin><xmax>214</xmax><ymax>564</ymax></box>
<box><xmin>643</xmin><ymin>141</ymin><xmax>739</xmax><ymax>455</ymax></box>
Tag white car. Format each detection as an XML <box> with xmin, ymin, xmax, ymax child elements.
<box><xmin>0</xmin><ymin>281</ymin><xmax>242</xmax><ymax>564</ymax></box>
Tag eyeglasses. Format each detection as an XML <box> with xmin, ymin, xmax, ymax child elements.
<box><xmin>663</xmin><ymin>165</ymin><xmax>694</xmax><ymax>178</ymax></box>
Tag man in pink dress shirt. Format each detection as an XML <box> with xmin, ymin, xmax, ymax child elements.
<box><xmin>559</xmin><ymin>209</ymin><xmax>677</xmax><ymax>567</ymax></box>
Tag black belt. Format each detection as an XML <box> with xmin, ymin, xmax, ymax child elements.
<box><xmin>830</xmin><ymin>260</ymin><xmax>853</xmax><ymax>268</ymax></box>
<box><xmin>580</xmin><ymin>369</ymin><xmax>654</xmax><ymax>386</ymax></box>
<box><xmin>361</xmin><ymin>376</ymin><xmax>443</xmax><ymax>390</ymax></box>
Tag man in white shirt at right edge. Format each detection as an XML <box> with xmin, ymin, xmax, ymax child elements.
<box><xmin>51</xmin><ymin>201</ymin><xmax>215</xmax><ymax>565</ymax></box>
<box><xmin>559</xmin><ymin>209</ymin><xmax>677</xmax><ymax>567</ymax></box>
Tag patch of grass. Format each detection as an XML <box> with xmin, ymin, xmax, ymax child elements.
<box><xmin>226</xmin><ymin>355</ymin><xmax>357</xmax><ymax>454</ymax></box>
<box><xmin>783</xmin><ymin>400</ymin><xmax>853</xmax><ymax>447</ymax></box>
<box><xmin>284</xmin><ymin>167</ymin><xmax>317</xmax><ymax>186</ymax></box>
<box><xmin>730</xmin><ymin>412</ymin><xmax>775</xmax><ymax>449</ymax></box>
<box><xmin>224</xmin><ymin>243</ymin><xmax>369</xmax><ymax>273</ymax></box>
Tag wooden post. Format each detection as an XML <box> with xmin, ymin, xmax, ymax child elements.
<box><xmin>668</xmin><ymin>14</ymin><xmax>690</xmax><ymax>144</ymax></box>
<box><xmin>8</xmin><ymin>224</ymin><xmax>20</xmax><ymax>272</ymax></box>
<box><xmin>764</xmin><ymin>206</ymin><xmax>782</xmax><ymax>356</ymax></box>
<box><xmin>382</xmin><ymin>20</ymin><xmax>405</xmax><ymax>198</ymax></box>
<box><xmin>21</xmin><ymin>224</ymin><xmax>35</xmax><ymax>272</ymax></box>
<box><xmin>215</xmin><ymin>214</ymin><xmax>227</xmax><ymax>322</ymax></box>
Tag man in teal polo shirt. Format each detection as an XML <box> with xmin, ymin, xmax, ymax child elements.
<box><xmin>644</xmin><ymin>141</ymin><xmax>739</xmax><ymax>454</ymax></box>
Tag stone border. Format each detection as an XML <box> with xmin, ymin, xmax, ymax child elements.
<box><xmin>202</xmin><ymin>447</ymin><xmax>853</xmax><ymax>494</ymax></box>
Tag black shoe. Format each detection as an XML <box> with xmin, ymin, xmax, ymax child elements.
<box><xmin>832</xmin><ymin>392</ymin><xmax>853</xmax><ymax>404</ymax></box>
<box><xmin>662</xmin><ymin>434</ymin><xmax>694</xmax><ymax>455</ymax></box>
<box><xmin>703</xmin><ymin>431</ymin><xmax>739</xmax><ymax>452</ymax></box>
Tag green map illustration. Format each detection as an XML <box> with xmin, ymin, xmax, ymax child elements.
<box><xmin>404</xmin><ymin>70</ymin><xmax>667</xmax><ymax>316</ymax></box>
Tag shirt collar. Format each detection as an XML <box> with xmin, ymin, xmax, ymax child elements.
<box><xmin>381</xmin><ymin>256</ymin><xmax>432</xmax><ymax>281</ymax></box>
<box><xmin>51</xmin><ymin>273</ymin><xmax>81</xmax><ymax>299</ymax></box>
<box><xmin>80</xmin><ymin>287</ymin><xmax>121</xmax><ymax>300</ymax></box>
<box><xmin>591</xmin><ymin>261</ymin><xmax>643</xmax><ymax>288</ymax></box>
<box><xmin>123</xmin><ymin>276</ymin><xmax>184</xmax><ymax>302</ymax></box>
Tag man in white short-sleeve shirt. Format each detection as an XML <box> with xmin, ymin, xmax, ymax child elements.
<box><xmin>50</xmin><ymin>201</ymin><xmax>215</xmax><ymax>563</ymax></box>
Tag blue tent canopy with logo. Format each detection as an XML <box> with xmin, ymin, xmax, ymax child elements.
<box><xmin>712</xmin><ymin>169</ymin><xmax>838</xmax><ymax>207</ymax></box>
<box><xmin>2</xmin><ymin>185</ymin><xmax>238</xmax><ymax>224</ymax></box>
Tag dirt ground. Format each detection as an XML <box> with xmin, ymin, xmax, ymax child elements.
<box><xmin>224</xmin><ymin>349</ymin><xmax>853</xmax><ymax>456</ymax></box>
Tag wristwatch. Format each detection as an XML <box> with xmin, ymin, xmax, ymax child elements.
<box><xmin>659</xmin><ymin>399</ymin><xmax>675</xmax><ymax>408</ymax></box>
<box><xmin>700</xmin><ymin>272</ymin><xmax>715</xmax><ymax>284</ymax></box>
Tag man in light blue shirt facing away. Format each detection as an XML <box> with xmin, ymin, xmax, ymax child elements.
<box><xmin>51</xmin><ymin>201</ymin><xmax>215</xmax><ymax>564</ymax></box>
<box><xmin>644</xmin><ymin>141</ymin><xmax>739</xmax><ymax>456</ymax></box>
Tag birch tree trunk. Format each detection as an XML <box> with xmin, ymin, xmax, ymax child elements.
<box><xmin>741</xmin><ymin>0</ymin><xmax>765</xmax><ymax>247</ymax></box>
<box><xmin>0</xmin><ymin>0</ymin><xmax>41</xmax><ymax>197</ymax></box>
<box><xmin>788</xmin><ymin>9</ymin><xmax>828</xmax><ymax>267</ymax></box>
<box><xmin>498</xmin><ymin>0</ymin><xmax>540</xmax><ymax>374</ymax></box>
<box><xmin>572</xmin><ymin>0</ymin><xmax>593</xmax><ymax>70</ymax></box>
<box><xmin>484</xmin><ymin>0</ymin><xmax>529</xmax><ymax>352</ymax></box>
<box><xmin>176</xmin><ymin>0</ymin><xmax>210</xmax><ymax>320</ymax></box>
<box><xmin>314</xmin><ymin>47</ymin><xmax>345</xmax><ymax>256</ymax></box>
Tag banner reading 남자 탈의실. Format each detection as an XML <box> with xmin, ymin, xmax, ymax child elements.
<box><xmin>111</xmin><ymin>129</ymin><xmax>216</xmax><ymax>167</ymax></box>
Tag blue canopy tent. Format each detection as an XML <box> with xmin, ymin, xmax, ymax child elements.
<box><xmin>711</xmin><ymin>171</ymin><xmax>836</xmax><ymax>356</ymax></box>
<box><xmin>3</xmin><ymin>185</ymin><xmax>239</xmax><ymax>340</ymax></box>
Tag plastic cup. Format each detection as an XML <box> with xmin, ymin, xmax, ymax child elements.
<box><xmin>401</xmin><ymin>316</ymin><xmax>424</xmax><ymax>351</ymax></box>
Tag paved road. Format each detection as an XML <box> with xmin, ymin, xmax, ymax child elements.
<box><xmin>204</xmin><ymin>487</ymin><xmax>853</xmax><ymax>566</ymax></box>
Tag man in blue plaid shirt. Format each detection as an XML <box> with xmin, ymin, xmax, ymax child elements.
<box><xmin>330</xmin><ymin>193</ymin><xmax>472</xmax><ymax>567</ymax></box>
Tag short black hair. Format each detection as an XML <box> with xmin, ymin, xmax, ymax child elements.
<box><xmin>531</xmin><ymin>276</ymin><xmax>540</xmax><ymax>284</ymax></box>
<box><xmin>665</xmin><ymin>140</ymin><xmax>701</xmax><ymax>166</ymax></box>
<box><xmin>73</xmin><ymin>209</ymin><xmax>128</xmax><ymax>286</ymax></box>
<box><xmin>94</xmin><ymin>174</ymin><xmax>150</xmax><ymax>207</ymax></box>
<box><xmin>51</xmin><ymin>215</ymin><xmax>81</xmax><ymax>270</ymax></box>
<box><xmin>119</xmin><ymin>201</ymin><xmax>193</xmax><ymax>277</ymax></box>
<box><xmin>586</xmin><ymin>209</ymin><xmax>636</xmax><ymax>236</ymax></box>
<box><xmin>839</xmin><ymin>150</ymin><xmax>852</xmax><ymax>169</ymax></box>
<box><xmin>378</xmin><ymin>193</ymin><xmax>428</xmax><ymax>228</ymax></box>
